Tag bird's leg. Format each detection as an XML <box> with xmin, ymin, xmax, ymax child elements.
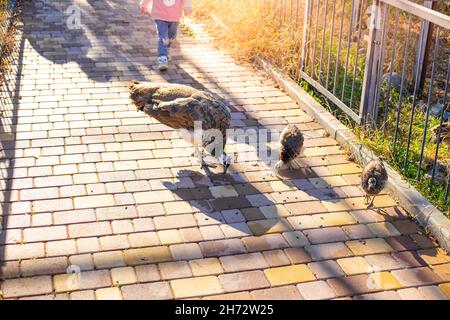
<box><xmin>219</xmin><ymin>153</ymin><xmax>232</xmax><ymax>174</ymax></box>
<box><xmin>194</xmin><ymin>145</ymin><xmax>206</xmax><ymax>168</ymax></box>
<box><xmin>368</xmin><ymin>195</ymin><xmax>376</xmax><ymax>208</ymax></box>
<box><xmin>364</xmin><ymin>194</ymin><xmax>369</xmax><ymax>205</ymax></box>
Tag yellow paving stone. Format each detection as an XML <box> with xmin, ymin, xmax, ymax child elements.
<box><xmin>248</xmin><ymin>219</ymin><xmax>290</xmax><ymax>236</ymax></box>
<box><xmin>53</xmin><ymin>274</ymin><xmax>79</xmax><ymax>292</ymax></box>
<box><xmin>93</xmin><ymin>251</ymin><xmax>125</xmax><ymax>269</ymax></box>
<box><xmin>431</xmin><ymin>263</ymin><xmax>450</xmax><ymax>281</ymax></box>
<box><xmin>309</xmin><ymin>176</ymin><xmax>349</xmax><ymax>188</ymax></box>
<box><xmin>111</xmin><ymin>267</ymin><xmax>137</xmax><ymax>285</ymax></box>
<box><xmin>209</xmin><ymin>185</ymin><xmax>238</xmax><ymax>198</ymax></box>
<box><xmin>123</xmin><ymin>246</ymin><xmax>172</xmax><ymax>265</ymax></box>
<box><xmin>369</xmin><ymin>272</ymin><xmax>402</xmax><ymax>290</ymax></box>
<box><xmin>343</xmin><ymin>197</ymin><xmax>371</xmax><ymax>210</ymax></box>
<box><xmin>346</xmin><ymin>238</ymin><xmax>394</xmax><ymax>255</ymax></box>
<box><xmin>269</xmin><ymin>181</ymin><xmax>297</xmax><ymax>192</ymax></box>
<box><xmin>189</xmin><ymin>258</ymin><xmax>224</xmax><ymax>276</ymax></box>
<box><xmin>321</xmin><ymin>200</ymin><xmax>352</xmax><ymax>212</ymax></box>
<box><xmin>312</xmin><ymin>211</ymin><xmax>356</xmax><ymax>227</ymax></box>
<box><xmin>328</xmin><ymin>163</ymin><xmax>362</xmax><ymax>175</ymax></box>
<box><xmin>95</xmin><ymin>287</ymin><xmax>122</xmax><ymax>300</ymax></box>
<box><xmin>337</xmin><ymin>257</ymin><xmax>373</xmax><ymax>275</ymax></box>
<box><xmin>164</xmin><ymin>201</ymin><xmax>193</xmax><ymax>215</ymax></box>
<box><xmin>418</xmin><ymin>248</ymin><xmax>450</xmax><ymax>265</ymax></box>
<box><xmin>171</xmin><ymin>276</ymin><xmax>223</xmax><ymax>298</ymax></box>
<box><xmin>134</xmin><ymin>190</ymin><xmax>174</xmax><ymax>204</ymax></box>
<box><xmin>260</xmin><ymin>205</ymin><xmax>290</xmax><ymax>218</ymax></box>
<box><xmin>204</xmin><ymin>292</ymin><xmax>253</xmax><ymax>300</ymax></box>
<box><xmin>158</xmin><ymin>229</ymin><xmax>183</xmax><ymax>245</ymax></box>
<box><xmin>372</xmin><ymin>195</ymin><xmax>397</xmax><ymax>207</ymax></box>
<box><xmin>264</xmin><ymin>265</ymin><xmax>315</xmax><ymax>286</ymax></box>
<box><xmin>438</xmin><ymin>283</ymin><xmax>450</xmax><ymax>299</ymax></box>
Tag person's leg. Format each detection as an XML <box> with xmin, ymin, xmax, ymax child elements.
<box><xmin>168</xmin><ymin>21</ymin><xmax>179</xmax><ymax>43</ymax></box>
<box><xmin>155</xmin><ymin>20</ymin><xmax>169</xmax><ymax>57</ymax></box>
<box><xmin>167</xmin><ymin>21</ymin><xmax>179</xmax><ymax>53</ymax></box>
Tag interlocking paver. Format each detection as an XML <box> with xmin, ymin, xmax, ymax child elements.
<box><xmin>391</xmin><ymin>267</ymin><xmax>443</xmax><ymax>287</ymax></box>
<box><xmin>297</xmin><ymin>281</ymin><xmax>336</xmax><ymax>300</ymax></box>
<box><xmin>121</xmin><ymin>282</ymin><xmax>173</xmax><ymax>300</ymax></box>
<box><xmin>95</xmin><ymin>287</ymin><xmax>123</xmax><ymax>300</ymax></box>
<box><xmin>308</xmin><ymin>260</ymin><xmax>345</xmax><ymax>279</ymax></box>
<box><xmin>171</xmin><ymin>276</ymin><xmax>223</xmax><ymax>298</ymax></box>
<box><xmin>134</xmin><ymin>265</ymin><xmax>161</xmax><ymax>283</ymax></box>
<box><xmin>264</xmin><ymin>264</ymin><xmax>316</xmax><ymax>286</ymax></box>
<box><xmin>337</xmin><ymin>257</ymin><xmax>373</xmax><ymax>275</ymax></box>
<box><xmin>346</xmin><ymin>238</ymin><xmax>394</xmax><ymax>255</ymax></box>
<box><xmin>1</xmin><ymin>1</ymin><xmax>447</xmax><ymax>300</ymax></box>
<box><xmin>417</xmin><ymin>286</ymin><xmax>448</xmax><ymax>300</ymax></box>
<box><xmin>219</xmin><ymin>270</ymin><xmax>270</xmax><ymax>292</ymax></box>
<box><xmin>438</xmin><ymin>283</ymin><xmax>450</xmax><ymax>299</ymax></box>
<box><xmin>251</xmin><ymin>286</ymin><xmax>303</xmax><ymax>300</ymax></box>
<box><xmin>123</xmin><ymin>246</ymin><xmax>172</xmax><ymax>266</ymax></box>
<box><xmin>397</xmin><ymin>287</ymin><xmax>427</xmax><ymax>300</ymax></box>
<box><xmin>220</xmin><ymin>253</ymin><xmax>269</xmax><ymax>272</ymax></box>
<box><xmin>327</xmin><ymin>274</ymin><xmax>379</xmax><ymax>297</ymax></box>
<box><xmin>2</xmin><ymin>276</ymin><xmax>53</xmax><ymax>298</ymax></box>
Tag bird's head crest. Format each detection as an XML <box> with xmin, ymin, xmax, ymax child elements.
<box><xmin>127</xmin><ymin>80</ymin><xmax>141</xmax><ymax>93</ymax></box>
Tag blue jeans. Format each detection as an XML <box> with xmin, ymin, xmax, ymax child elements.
<box><xmin>155</xmin><ymin>20</ymin><xmax>179</xmax><ymax>57</ymax></box>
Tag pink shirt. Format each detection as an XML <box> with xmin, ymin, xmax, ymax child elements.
<box><xmin>141</xmin><ymin>0</ymin><xmax>191</xmax><ymax>22</ymax></box>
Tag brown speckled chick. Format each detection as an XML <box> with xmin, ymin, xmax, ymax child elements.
<box><xmin>431</xmin><ymin>122</ymin><xmax>450</xmax><ymax>148</ymax></box>
<box><xmin>275</xmin><ymin>125</ymin><xmax>304</xmax><ymax>172</ymax></box>
<box><xmin>361</xmin><ymin>157</ymin><xmax>388</xmax><ymax>207</ymax></box>
<box><xmin>128</xmin><ymin>81</ymin><xmax>232</xmax><ymax>173</ymax></box>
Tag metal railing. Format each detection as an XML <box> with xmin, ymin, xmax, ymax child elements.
<box><xmin>253</xmin><ymin>0</ymin><xmax>450</xmax><ymax>207</ymax></box>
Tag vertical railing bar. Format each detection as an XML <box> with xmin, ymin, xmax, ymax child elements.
<box><xmin>372</xmin><ymin>4</ymin><xmax>389</xmax><ymax>124</ymax></box>
<box><xmin>382</xmin><ymin>8</ymin><xmax>400</xmax><ymax>129</ymax></box>
<box><xmin>417</xmin><ymin>27</ymin><xmax>440</xmax><ymax>180</ymax></box>
<box><xmin>305</xmin><ymin>0</ymin><xmax>314</xmax><ymax>75</ymax></box>
<box><xmin>445</xmin><ymin>172</ymin><xmax>450</xmax><ymax>203</ymax></box>
<box><xmin>349</xmin><ymin>0</ymin><xmax>366</xmax><ymax>109</ymax></box>
<box><xmin>298</xmin><ymin>0</ymin><xmax>311</xmax><ymax>81</ymax></box>
<box><xmin>392</xmin><ymin>14</ymin><xmax>413</xmax><ymax>154</ymax></box>
<box><xmin>403</xmin><ymin>19</ymin><xmax>428</xmax><ymax>170</ymax></box>
<box><xmin>284</xmin><ymin>0</ymin><xmax>288</xmax><ymax>24</ymax></box>
<box><xmin>290</xmin><ymin>0</ymin><xmax>294</xmax><ymax>25</ymax></box>
<box><xmin>325</xmin><ymin>0</ymin><xmax>337</xmax><ymax>89</ymax></box>
<box><xmin>318</xmin><ymin>0</ymin><xmax>328</xmax><ymax>84</ymax></box>
<box><xmin>310</xmin><ymin>0</ymin><xmax>321</xmax><ymax>79</ymax></box>
<box><xmin>280</xmin><ymin>0</ymin><xmax>284</xmax><ymax>25</ymax></box>
<box><xmin>333</xmin><ymin>0</ymin><xmax>346</xmax><ymax>96</ymax></box>
<box><xmin>291</xmin><ymin>0</ymin><xmax>302</xmax><ymax>70</ymax></box>
<box><xmin>430</xmin><ymin>58</ymin><xmax>450</xmax><ymax>186</ymax></box>
<box><xmin>341</xmin><ymin>0</ymin><xmax>357</xmax><ymax>103</ymax></box>
<box><xmin>358</xmin><ymin>0</ymin><xmax>380</xmax><ymax>125</ymax></box>
<box><xmin>274</xmin><ymin>0</ymin><xmax>277</xmax><ymax>26</ymax></box>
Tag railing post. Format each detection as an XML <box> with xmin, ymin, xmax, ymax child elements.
<box><xmin>299</xmin><ymin>0</ymin><xmax>311</xmax><ymax>77</ymax></box>
<box><xmin>416</xmin><ymin>0</ymin><xmax>437</xmax><ymax>92</ymax></box>
<box><xmin>359</xmin><ymin>0</ymin><xmax>381</xmax><ymax>125</ymax></box>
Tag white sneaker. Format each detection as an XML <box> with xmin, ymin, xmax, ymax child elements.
<box><xmin>157</xmin><ymin>56</ymin><xmax>168</xmax><ymax>71</ymax></box>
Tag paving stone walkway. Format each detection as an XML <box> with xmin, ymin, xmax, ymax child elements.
<box><xmin>0</xmin><ymin>0</ymin><xmax>449</xmax><ymax>300</ymax></box>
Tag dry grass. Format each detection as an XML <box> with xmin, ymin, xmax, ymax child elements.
<box><xmin>192</xmin><ymin>0</ymin><xmax>305</xmax><ymax>74</ymax></box>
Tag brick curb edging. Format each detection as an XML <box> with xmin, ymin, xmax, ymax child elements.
<box><xmin>254</xmin><ymin>56</ymin><xmax>450</xmax><ymax>253</ymax></box>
